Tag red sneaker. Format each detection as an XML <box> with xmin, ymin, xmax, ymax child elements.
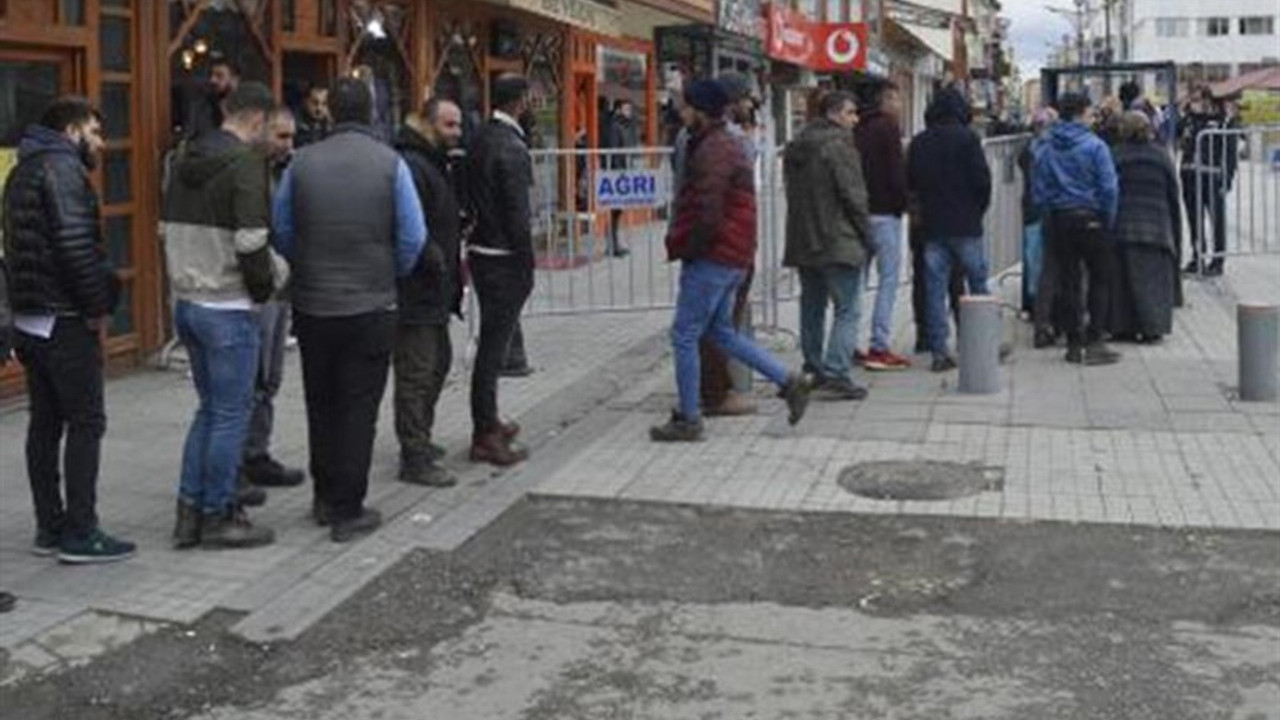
<box><xmin>853</xmin><ymin>349</ymin><xmax>870</xmax><ymax>366</ymax></box>
<box><xmin>865</xmin><ymin>349</ymin><xmax>912</xmax><ymax>371</ymax></box>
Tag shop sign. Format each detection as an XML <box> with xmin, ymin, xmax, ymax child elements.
<box><xmin>719</xmin><ymin>0</ymin><xmax>765</xmax><ymax>39</ymax></box>
<box><xmin>503</xmin><ymin>0</ymin><xmax>621</xmax><ymax>36</ymax></box>
<box><xmin>595</xmin><ymin>169</ymin><xmax>667</xmax><ymax>208</ymax></box>
<box><xmin>764</xmin><ymin>3</ymin><xmax>867</xmax><ymax>72</ymax></box>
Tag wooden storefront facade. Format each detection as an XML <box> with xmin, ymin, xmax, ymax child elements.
<box><xmin>1</xmin><ymin>0</ymin><xmax>709</xmax><ymax>396</ymax></box>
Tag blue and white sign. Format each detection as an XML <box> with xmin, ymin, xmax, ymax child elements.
<box><xmin>595</xmin><ymin>169</ymin><xmax>667</xmax><ymax>209</ymax></box>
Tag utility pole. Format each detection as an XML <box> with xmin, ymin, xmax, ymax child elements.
<box><xmin>1075</xmin><ymin>0</ymin><xmax>1086</xmax><ymax>91</ymax></box>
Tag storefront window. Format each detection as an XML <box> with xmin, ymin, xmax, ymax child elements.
<box><xmin>598</xmin><ymin>46</ymin><xmax>647</xmax><ymax>144</ymax></box>
<box><xmin>523</xmin><ymin>35</ymin><xmax>564</xmax><ymax>150</ymax></box>
<box><xmin>168</xmin><ymin>0</ymin><xmax>271</xmax><ymax>138</ymax></box>
<box><xmin>434</xmin><ymin>22</ymin><xmax>484</xmax><ymax>142</ymax></box>
<box><xmin>350</xmin><ymin>3</ymin><xmax>413</xmax><ymax>141</ymax></box>
<box><xmin>101</xmin><ymin>16</ymin><xmax>131</xmax><ymax>73</ymax></box>
<box><xmin>0</xmin><ymin>60</ymin><xmax>62</xmax><ymax>147</ymax></box>
<box><xmin>61</xmin><ymin>0</ymin><xmax>86</xmax><ymax>25</ymax></box>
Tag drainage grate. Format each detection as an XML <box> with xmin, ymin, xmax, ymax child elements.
<box><xmin>837</xmin><ymin>460</ymin><xmax>1004</xmax><ymax>501</ymax></box>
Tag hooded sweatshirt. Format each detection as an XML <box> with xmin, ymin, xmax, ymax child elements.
<box><xmin>1031</xmin><ymin>120</ymin><xmax>1119</xmax><ymax>224</ymax></box>
<box><xmin>906</xmin><ymin>89</ymin><xmax>991</xmax><ymax>239</ymax></box>
<box><xmin>162</xmin><ymin>129</ymin><xmax>286</xmax><ymax>306</ymax></box>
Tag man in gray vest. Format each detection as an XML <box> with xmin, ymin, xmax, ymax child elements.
<box><xmin>272</xmin><ymin>78</ymin><xmax>428</xmax><ymax>543</ymax></box>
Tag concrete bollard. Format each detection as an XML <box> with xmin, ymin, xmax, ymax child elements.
<box><xmin>958</xmin><ymin>295</ymin><xmax>1001</xmax><ymax>394</ymax></box>
<box><xmin>729</xmin><ymin>301</ymin><xmax>754</xmax><ymax>392</ymax></box>
<box><xmin>1238</xmin><ymin>303</ymin><xmax>1279</xmax><ymax>402</ymax></box>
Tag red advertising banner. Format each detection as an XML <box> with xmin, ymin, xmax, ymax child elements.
<box><xmin>764</xmin><ymin>3</ymin><xmax>868</xmax><ymax>72</ymax></box>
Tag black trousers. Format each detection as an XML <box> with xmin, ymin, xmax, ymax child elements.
<box><xmin>1047</xmin><ymin>209</ymin><xmax>1115</xmax><ymax>347</ymax></box>
<box><xmin>394</xmin><ymin>322</ymin><xmax>452</xmax><ymax>456</ymax></box>
<box><xmin>909</xmin><ymin>224</ymin><xmax>962</xmax><ymax>344</ymax></box>
<box><xmin>1180</xmin><ymin>168</ymin><xmax>1227</xmax><ymax>266</ymax></box>
<box><xmin>13</xmin><ymin>319</ymin><xmax>106</xmax><ymax>539</ymax></box>
<box><xmin>295</xmin><ymin>310</ymin><xmax>395</xmax><ymax>523</ymax></box>
<box><xmin>470</xmin><ymin>255</ymin><xmax>533</xmax><ymax>437</ymax></box>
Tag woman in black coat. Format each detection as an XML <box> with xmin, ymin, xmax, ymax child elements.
<box><xmin>1108</xmin><ymin>112</ymin><xmax>1181</xmax><ymax>342</ymax></box>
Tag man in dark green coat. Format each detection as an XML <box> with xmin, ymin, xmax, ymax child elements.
<box><xmin>783</xmin><ymin>90</ymin><xmax>874</xmax><ymax>400</ymax></box>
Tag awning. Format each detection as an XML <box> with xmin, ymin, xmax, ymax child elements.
<box><xmin>896</xmin><ymin>20</ymin><xmax>954</xmax><ymax>63</ymax></box>
<box><xmin>1211</xmin><ymin>66</ymin><xmax>1280</xmax><ymax>98</ymax></box>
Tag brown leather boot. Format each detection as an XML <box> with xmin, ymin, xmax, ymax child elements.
<box><xmin>470</xmin><ymin>432</ymin><xmax>528</xmax><ymax>467</ymax></box>
<box><xmin>497</xmin><ymin>420</ymin><xmax>521</xmax><ymax>441</ymax></box>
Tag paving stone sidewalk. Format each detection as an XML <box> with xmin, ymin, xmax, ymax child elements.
<box><xmin>0</xmin><ymin>305</ymin><xmax>671</xmax><ymax>661</ymax></box>
<box><xmin>537</xmin><ymin>256</ymin><xmax>1280</xmax><ymax>532</ymax></box>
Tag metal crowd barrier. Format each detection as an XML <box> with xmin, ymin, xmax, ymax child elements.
<box><xmin>1190</xmin><ymin>125</ymin><xmax>1280</xmax><ymax>271</ymax></box>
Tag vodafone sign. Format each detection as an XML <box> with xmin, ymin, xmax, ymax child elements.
<box><xmin>764</xmin><ymin>3</ymin><xmax>868</xmax><ymax>72</ymax></box>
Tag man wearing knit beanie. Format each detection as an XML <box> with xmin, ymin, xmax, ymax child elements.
<box><xmin>654</xmin><ymin>79</ymin><xmax>810</xmax><ymax>442</ymax></box>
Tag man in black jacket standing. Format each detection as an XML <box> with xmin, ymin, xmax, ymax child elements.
<box><xmin>2</xmin><ymin>97</ymin><xmax>134</xmax><ymax>563</ymax></box>
<box><xmin>907</xmin><ymin>87</ymin><xmax>992</xmax><ymax>373</ymax></box>
<box><xmin>393</xmin><ymin>98</ymin><xmax>465</xmax><ymax>487</ymax></box>
<box><xmin>466</xmin><ymin>74</ymin><xmax>534</xmax><ymax>467</ymax></box>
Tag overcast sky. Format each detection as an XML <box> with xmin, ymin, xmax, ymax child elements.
<box><xmin>1003</xmin><ymin>0</ymin><xmax>1075</xmax><ymax>79</ymax></box>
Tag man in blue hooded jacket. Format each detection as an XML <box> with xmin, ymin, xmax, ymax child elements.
<box><xmin>1033</xmin><ymin>92</ymin><xmax>1121</xmax><ymax>366</ymax></box>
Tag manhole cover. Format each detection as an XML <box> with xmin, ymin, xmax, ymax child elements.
<box><xmin>837</xmin><ymin>460</ymin><xmax>1004</xmax><ymax>501</ymax></box>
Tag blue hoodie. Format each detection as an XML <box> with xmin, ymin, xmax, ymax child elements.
<box><xmin>1032</xmin><ymin>121</ymin><xmax>1119</xmax><ymax>224</ymax></box>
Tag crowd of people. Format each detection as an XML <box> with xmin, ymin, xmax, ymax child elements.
<box><xmin>0</xmin><ymin>63</ymin><xmax>1247</xmax><ymax>574</ymax></box>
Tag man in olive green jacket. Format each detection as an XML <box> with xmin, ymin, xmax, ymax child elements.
<box><xmin>783</xmin><ymin>90</ymin><xmax>874</xmax><ymax>400</ymax></box>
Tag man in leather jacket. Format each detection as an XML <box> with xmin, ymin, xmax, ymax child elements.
<box><xmin>2</xmin><ymin>96</ymin><xmax>133</xmax><ymax>564</ymax></box>
<box><xmin>393</xmin><ymin>98</ymin><xmax>466</xmax><ymax>487</ymax></box>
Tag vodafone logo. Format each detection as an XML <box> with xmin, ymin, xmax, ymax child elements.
<box><xmin>825</xmin><ymin>28</ymin><xmax>861</xmax><ymax>66</ymax></box>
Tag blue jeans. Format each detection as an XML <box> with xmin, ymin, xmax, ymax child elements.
<box><xmin>868</xmin><ymin>215</ymin><xmax>904</xmax><ymax>352</ymax></box>
<box><xmin>924</xmin><ymin>237</ymin><xmax>989</xmax><ymax>359</ymax></box>
<box><xmin>799</xmin><ymin>264</ymin><xmax>864</xmax><ymax>384</ymax></box>
<box><xmin>1021</xmin><ymin>222</ymin><xmax>1044</xmax><ymax>314</ymax></box>
<box><xmin>176</xmin><ymin>301</ymin><xmax>260</xmax><ymax>516</ymax></box>
<box><xmin>673</xmin><ymin>260</ymin><xmax>789</xmax><ymax>422</ymax></box>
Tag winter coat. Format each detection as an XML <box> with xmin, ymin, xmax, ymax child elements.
<box><xmin>1178</xmin><ymin>110</ymin><xmax>1238</xmax><ymax>188</ymax></box>
<box><xmin>163</xmin><ymin>128</ymin><xmax>284</xmax><ymax>306</ymax></box>
<box><xmin>466</xmin><ymin>118</ymin><xmax>534</xmax><ymax>269</ymax></box>
<box><xmin>2</xmin><ymin>125</ymin><xmax>118</xmax><ymax>318</ymax></box>
<box><xmin>854</xmin><ymin>108</ymin><xmax>908</xmax><ymax>216</ymax></box>
<box><xmin>608</xmin><ymin>115</ymin><xmax>640</xmax><ymax>170</ymax></box>
<box><xmin>1018</xmin><ymin>137</ymin><xmax>1046</xmax><ymax>226</ymax></box>
<box><xmin>783</xmin><ymin>117</ymin><xmax>873</xmax><ymax>269</ymax></box>
<box><xmin>666</xmin><ymin>120</ymin><xmax>756</xmax><ymax>269</ymax></box>
<box><xmin>1112</xmin><ymin>142</ymin><xmax>1181</xmax><ymax>254</ymax></box>
<box><xmin>906</xmin><ymin>89</ymin><xmax>992</xmax><ymax>240</ymax></box>
<box><xmin>395</xmin><ymin>125</ymin><xmax>463</xmax><ymax>325</ymax></box>
<box><xmin>1031</xmin><ymin>121</ymin><xmax>1119</xmax><ymax>223</ymax></box>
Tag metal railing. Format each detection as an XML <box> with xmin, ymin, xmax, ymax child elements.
<box><xmin>1190</xmin><ymin>125</ymin><xmax>1280</xmax><ymax>272</ymax></box>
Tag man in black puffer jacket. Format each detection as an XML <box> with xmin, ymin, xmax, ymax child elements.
<box><xmin>393</xmin><ymin>98</ymin><xmax>465</xmax><ymax>488</ymax></box>
<box><xmin>2</xmin><ymin>96</ymin><xmax>133</xmax><ymax>564</ymax></box>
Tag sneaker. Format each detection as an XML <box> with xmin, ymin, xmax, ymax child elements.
<box><xmin>1033</xmin><ymin>328</ymin><xmax>1057</xmax><ymax>349</ymax></box>
<box><xmin>331</xmin><ymin>508</ymin><xmax>383</xmax><ymax>544</ymax></box>
<box><xmin>931</xmin><ymin>355</ymin><xmax>958</xmax><ymax>373</ymax></box>
<box><xmin>778</xmin><ymin>373</ymin><xmax>812</xmax><ymax>426</ymax></box>
<box><xmin>1182</xmin><ymin>260</ymin><xmax>1201</xmax><ymax>274</ymax></box>
<box><xmin>650</xmin><ymin>413</ymin><xmax>705</xmax><ymax>442</ymax></box>
<box><xmin>499</xmin><ymin>364</ymin><xmax>535</xmax><ymax>378</ymax></box>
<box><xmin>243</xmin><ymin>456</ymin><xmax>305</xmax><ymax>487</ymax></box>
<box><xmin>1205</xmin><ymin>261</ymin><xmax>1224</xmax><ymax>277</ymax></box>
<box><xmin>427</xmin><ymin>442</ymin><xmax>448</xmax><ymax>462</ymax></box>
<box><xmin>58</xmin><ymin>529</ymin><xmax>136</xmax><ymax>564</ymax></box>
<box><xmin>201</xmin><ymin>509</ymin><xmax>275</xmax><ymax>550</ymax></box>
<box><xmin>814</xmin><ymin>379</ymin><xmax>869</xmax><ymax>401</ymax></box>
<box><xmin>400</xmin><ymin>456</ymin><xmax>458</xmax><ymax>488</ymax></box>
<box><xmin>237</xmin><ymin>483</ymin><xmax>267</xmax><ymax>508</ymax></box>
<box><xmin>864</xmin><ymin>349</ymin><xmax>911</xmax><ymax>371</ymax></box>
<box><xmin>1067</xmin><ymin>343</ymin><xmax>1121</xmax><ymax>366</ymax></box>
<box><xmin>32</xmin><ymin>528</ymin><xmax>60</xmax><ymax>557</ymax></box>
<box><xmin>172</xmin><ymin>500</ymin><xmax>202</xmax><ymax>550</ymax></box>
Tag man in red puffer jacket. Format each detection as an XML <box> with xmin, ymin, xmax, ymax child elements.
<box><xmin>652</xmin><ymin>79</ymin><xmax>810</xmax><ymax>442</ymax></box>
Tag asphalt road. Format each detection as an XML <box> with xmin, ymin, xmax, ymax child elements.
<box><xmin>3</xmin><ymin>497</ymin><xmax>1278</xmax><ymax>720</ymax></box>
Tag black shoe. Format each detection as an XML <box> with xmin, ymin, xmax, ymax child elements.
<box><xmin>611</xmin><ymin>247</ymin><xmax>631</xmax><ymax>258</ymax></box>
<box><xmin>931</xmin><ymin>356</ymin><xmax>958</xmax><ymax>373</ymax></box>
<box><xmin>427</xmin><ymin>442</ymin><xmax>448</xmax><ymax>462</ymax></box>
<box><xmin>1183</xmin><ymin>260</ymin><xmax>1201</xmax><ymax>274</ymax></box>
<box><xmin>331</xmin><ymin>508</ymin><xmax>383</xmax><ymax>544</ymax></box>
<box><xmin>913</xmin><ymin>334</ymin><xmax>930</xmax><ymax>355</ymax></box>
<box><xmin>1033</xmin><ymin>328</ymin><xmax>1056</xmax><ymax>349</ymax></box>
<box><xmin>237</xmin><ymin>483</ymin><xmax>267</xmax><ymax>508</ymax></box>
<box><xmin>243</xmin><ymin>456</ymin><xmax>306</xmax><ymax>487</ymax></box>
<box><xmin>173</xmin><ymin>500</ymin><xmax>202</xmax><ymax>549</ymax></box>
<box><xmin>401</xmin><ymin>457</ymin><xmax>458</xmax><ymax>488</ymax></box>
<box><xmin>58</xmin><ymin>528</ymin><xmax>136</xmax><ymax>564</ymax></box>
<box><xmin>650</xmin><ymin>412</ymin><xmax>705</xmax><ymax>442</ymax></box>
<box><xmin>0</xmin><ymin>591</ymin><xmax>15</xmax><ymax>614</ymax></box>
<box><xmin>201</xmin><ymin>508</ymin><xmax>275</xmax><ymax>549</ymax></box>
<box><xmin>312</xmin><ymin>499</ymin><xmax>331</xmax><ymax>527</ymax></box>
<box><xmin>499</xmin><ymin>364</ymin><xmax>535</xmax><ymax>378</ymax></box>
<box><xmin>32</xmin><ymin>527</ymin><xmax>60</xmax><ymax>557</ymax></box>
<box><xmin>1066</xmin><ymin>343</ymin><xmax>1121</xmax><ymax>366</ymax></box>
<box><xmin>1205</xmin><ymin>262</ymin><xmax>1224</xmax><ymax>277</ymax></box>
<box><xmin>779</xmin><ymin>373</ymin><xmax>812</xmax><ymax>426</ymax></box>
<box><xmin>814</xmin><ymin>379</ymin><xmax>869</xmax><ymax>401</ymax></box>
